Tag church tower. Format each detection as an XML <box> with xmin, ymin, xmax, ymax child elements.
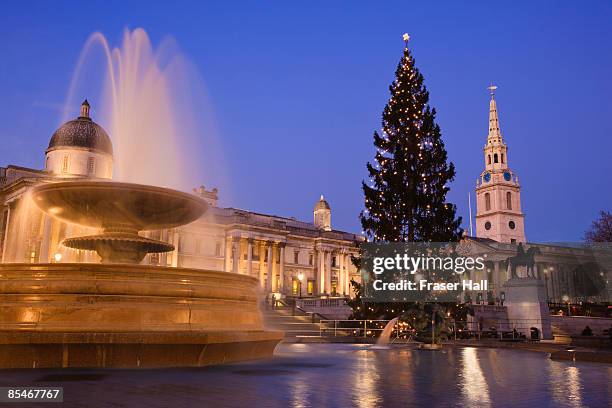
<box><xmin>475</xmin><ymin>85</ymin><xmax>526</xmax><ymax>243</ymax></box>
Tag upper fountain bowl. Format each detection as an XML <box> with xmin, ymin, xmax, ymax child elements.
<box><xmin>32</xmin><ymin>180</ymin><xmax>207</xmax><ymax>231</ymax></box>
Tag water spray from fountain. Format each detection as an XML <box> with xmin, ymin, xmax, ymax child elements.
<box><xmin>62</xmin><ymin>28</ymin><xmax>228</xmax><ymax>193</ymax></box>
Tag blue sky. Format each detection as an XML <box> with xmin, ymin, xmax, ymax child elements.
<box><xmin>1</xmin><ymin>1</ymin><xmax>611</xmax><ymax>242</ymax></box>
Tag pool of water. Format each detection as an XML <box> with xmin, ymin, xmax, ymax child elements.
<box><xmin>1</xmin><ymin>344</ymin><xmax>610</xmax><ymax>407</ymax></box>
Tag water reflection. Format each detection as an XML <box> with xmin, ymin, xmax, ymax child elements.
<box><xmin>548</xmin><ymin>360</ymin><xmax>584</xmax><ymax>407</ymax></box>
<box><xmin>459</xmin><ymin>347</ymin><xmax>491</xmax><ymax>407</ymax></box>
<box><xmin>0</xmin><ymin>344</ymin><xmax>610</xmax><ymax>407</ymax></box>
<box><xmin>352</xmin><ymin>349</ymin><xmax>382</xmax><ymax>408</ymax></box>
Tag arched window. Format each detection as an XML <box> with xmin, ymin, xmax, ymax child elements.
<box><xmin>494</xmin><ymin>153</ymin><xmax>499</xmax><ymax>163</ymax></box>
<box><xmin>488</xmin><ymin>155</ymin><xmax>491</xmax><ymax>165</ymax></box>
<box><xmin>485</xmin><ymin>193</ymin><xmax>491</xmax><ymax>211</ymax></box>
<box><xmin>506</xmin><ymin>192</ymin><xmax>512</xmax><ymax>210</ymax></box>
<box><xmin>501</xmin><ymin>153</ymin><xmax>505</xmax><ymax>164</ymax></box>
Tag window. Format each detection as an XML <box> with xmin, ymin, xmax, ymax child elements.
<box><xmin>510</xmin><ymin>239</ymin><xmax>516</xmax><ymax>243</ymax></box>
<box><xmin>87</xmin><ymin>157</ymin><xmax>95</xmax><ymax>175</ymax></box>
<box><xmin>485</xmin><ymin>193</ymin><xmax>491</xmax><ymax>211</ymax></box>
<box><xmin>307</xmin><ymin>280</ymin><xmax>314</xmax><ymax>295</ymax></box>
<box><xmin>61</xmin><ymin>155</ymin><xmax>69</xmax><ymax>173</ymax></box>
<box><xmin>332</xmin><ymin>256</ymin><xmax>337</xmax><ymax>267</ymax></box>
<box><xmin>487</xmin><ymin>155</ymin><xmax>491</xmax><ymax>165</ymax></box>
<box><xmin>215</xmin><ymin>242</ymin><xmax>222</xmax><ymax>256</ymax></box>
<box><xmin>485</xmin><ymin>221</ymin><xmax>491</xmax><ymax>230</ymax></box>
<box><xmin>501</xmin><ymin>153</ymin><xmax>505</xmax><ymax>164</ymax></box>
<box><xmin>494</xmin><ymin>153</ymin><xmax>499</xmax><ymax>163</ymax></box>
<box><xmin>309</xmin><ymin>254</ymin><xmax>313</xmax><ymax>266</ymax></box>
<box><xmin>252</xmin><ymin>245</ymin><xmax>259</xmax><ymax>261</ymax></box>
<box><xmin>506</xmin><ymin>192</ymin><xmax>512</xmax><ymax>210</ymax></box>
<box><xmin>292</xmin><ymin>279</ymin><xmax>299</xmax><ymax>295</ymax></box>
<box><xmin>509</xmin><ymin>220</ymin><xmax>516</xmax><ymax>230</ymax></box>
<box><xmin>294</xmin><ymin>250</ymin><xmax>299</xmax><ymax>264</ymax></box>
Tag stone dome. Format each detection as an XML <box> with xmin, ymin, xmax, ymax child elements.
<box><xmin>314</xmin><ymin>195</ymin><xmax>330</xmax><ymax>211</ymax></box>
<box><xmin>47</xmin><ymin>100</ymin><xmax>113</xmax><ymax>156</ymax></box>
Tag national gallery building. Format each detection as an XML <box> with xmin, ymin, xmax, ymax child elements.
<box><xmin>0</xmin><ymin>101</ymin><xmax>363</xmax><ymax>299</ymax></box>
<box><xmin>0</xmin><ymin>97</ymin><xmax>608</xmax><ymax>306</ymax></box>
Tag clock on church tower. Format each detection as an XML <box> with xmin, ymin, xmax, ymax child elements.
<box><xmin>475</xmin><ymin>85</ymin><xmax>526</xmax><ymax>243</ymax></box>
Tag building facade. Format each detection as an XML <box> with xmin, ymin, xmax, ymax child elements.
<box><xmin>475</xmin><ymin>87</ymin><xmax>526</xmax><ymax>243</ymax></box>
<box><xmin>0</xmin><ymin>101</ymin><xmax>362</xmax><ymax>299</ymax></box>
<box><xmin>468</xmin><ymin>88</ymin><xmax>608</xmax><ymax>306</ymax></box>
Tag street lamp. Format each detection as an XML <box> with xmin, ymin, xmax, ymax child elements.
<box><xmin>297</xmin><ymin>272</ymin><xmax>304</xmax><ymax>299</ymax></box>
<box><xmin>562</xmin><ymin>295</ymin><xmax>571</xmax><ymax>316</ymax></box>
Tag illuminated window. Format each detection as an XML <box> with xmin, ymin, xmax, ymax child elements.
<box><xmin>292</xmin><ymin>279</ymin><xmax>299</xmax><ymax>295</ymax></box>
<box><xmin>307</xmin><ymin>280</ymin><xmax>314</xmax><ymax>295</ymax></box>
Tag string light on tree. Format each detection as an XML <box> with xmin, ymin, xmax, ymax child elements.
<box><xmin>351</xmin><ymin>32</ymin><xmax>463</xmax><ymax>320</ymax></box>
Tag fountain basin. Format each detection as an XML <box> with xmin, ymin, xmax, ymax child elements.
<box><xmin>0</xmin><ymin>263</ymin><xmax>282</xmax><ymax>368</ymax></box>
<box><xmin>31</xmin><ymin>181</ymin><xmax>207</xmax><ymax>263</ymax></box>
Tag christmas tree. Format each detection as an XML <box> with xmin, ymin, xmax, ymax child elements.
<box><xmin>349</xmin><ymin>34</ymin><xmax>462</xmax><ymax>321</ymax></box>
<box><xmin>360</xmin><ymin>34</ymin><xmax>462</xmax><ymax>243</ymax></box>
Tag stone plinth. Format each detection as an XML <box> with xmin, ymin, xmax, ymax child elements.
<box><xmin>0</xmin><ymin>263</ymin><xmax>283</xmax><ymax>368</ymax></box>
<box><xmin>504</xmin><ymin>278</ymin><xmax>552</xmax><ymax>340</ymax></box>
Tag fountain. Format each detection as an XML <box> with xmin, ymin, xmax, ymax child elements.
<box><xmin>0</xmin><ymin>29</ymin><xmax>282</xmax><ymax>369</ymax></box>
<box><xmin>0</xmin><ymin>180</ymin><xmax>282</xmax><ymax>368</ymax></box>
<box><xmin>372</xmin><ymin>317</ymin><xmax>399</xmax><ymax>349</ymax></box>
<box><xmin>32</xmin><ymin>181</ymin><xmax>206</xmax><ymax>263</ymax></box>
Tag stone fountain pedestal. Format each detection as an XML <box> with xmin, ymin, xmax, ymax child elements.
<box><xmin>0</xmin><ymin>263</ymin><xmax>281</xmax><ymax>368</ymax></box>
<box><xmin>504</xmin><ymin>278</ymin><xmax>553</xmax><ymax>340</ymax></box>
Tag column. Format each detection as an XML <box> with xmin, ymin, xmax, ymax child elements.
<box><xmin>224</xmin><ymin>236</ymin><xmax>232</xmax><ymax>272</ymax></box>
<box><xmin>1</xmin><ymin>205</ymin><xmax>11</xmax><ymax>263</ymax></box>
<box><xmin>247</xmin><ymin>238</ymin><xmax>253</xmax><ymax>276</ymax></box>
<box><xmin>259</xmin><ymin>241</ymin><xmax>266</xmax><ymax>288</ymax></box>
<box><xmin>338</xmin><ymin>252</ymin><xmax>344</xmax><ymax>296</ymax></box>
<box><xmin>493</xmin><ymin>261</ymin><xmax>500</xmax><ymax>300</ymax></box>
<box><xmin>325</xmin><ymin>251</ymin><xmax>332</xmax><ymax>295</ymax></box>
<box><xmin>38</xmin><ymin>215</ymin><xmax>52</xmax><ymax>263</ymax></box>
<box><xmin>232</xmin><ymin>236</ymin><xmax>240</xmax><ymax>274</ymax></box>
<box><xmin>266</xmin><ymin>241</ymin><xmax>274</xmax><ymax>293</ymax></box>
<box><xmin>317</xmin><ymin>249</ymin><xmax>325</xmax><ymax>295</ymax></box>
<box><xmin>278</xmin><ymin>243</ymin><xmax>285</xmax><ymax>294</ymax></box>
<box><xmin>345</xmin><ymin>253</ymin><xmax>351</xmax><ymax>296</ymax></box>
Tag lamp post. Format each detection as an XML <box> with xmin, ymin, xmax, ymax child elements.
<box><xmin>297</xmin><ymin>272</ymin><xmax>304</xmax><ymax>299</ymax></box>
<box><xmin>562</xmin><ymin>295</ymin><xmax>571</xmax><ymax>316</ymax></box>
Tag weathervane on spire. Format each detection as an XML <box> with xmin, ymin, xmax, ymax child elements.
<box><xmin>487</xmin><ymin>83</ymin><xmax>498</xmax><ymax>99</ymax></box>
<box><xmin>402</xmin><ymin>33</ymin><xmax>410</xmax><ymax>48</ymax></box>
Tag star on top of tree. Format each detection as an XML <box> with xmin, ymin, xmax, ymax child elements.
<box><xmin>402</xmin><ymin>33</ymin><xmax>410</xmax><ymax>45</ymax></box>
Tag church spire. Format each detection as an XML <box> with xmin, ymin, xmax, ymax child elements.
<box><xmin>487</xmin><ymin>84</ymin><xmax>502</xmax><ymax>143</ymax></box>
